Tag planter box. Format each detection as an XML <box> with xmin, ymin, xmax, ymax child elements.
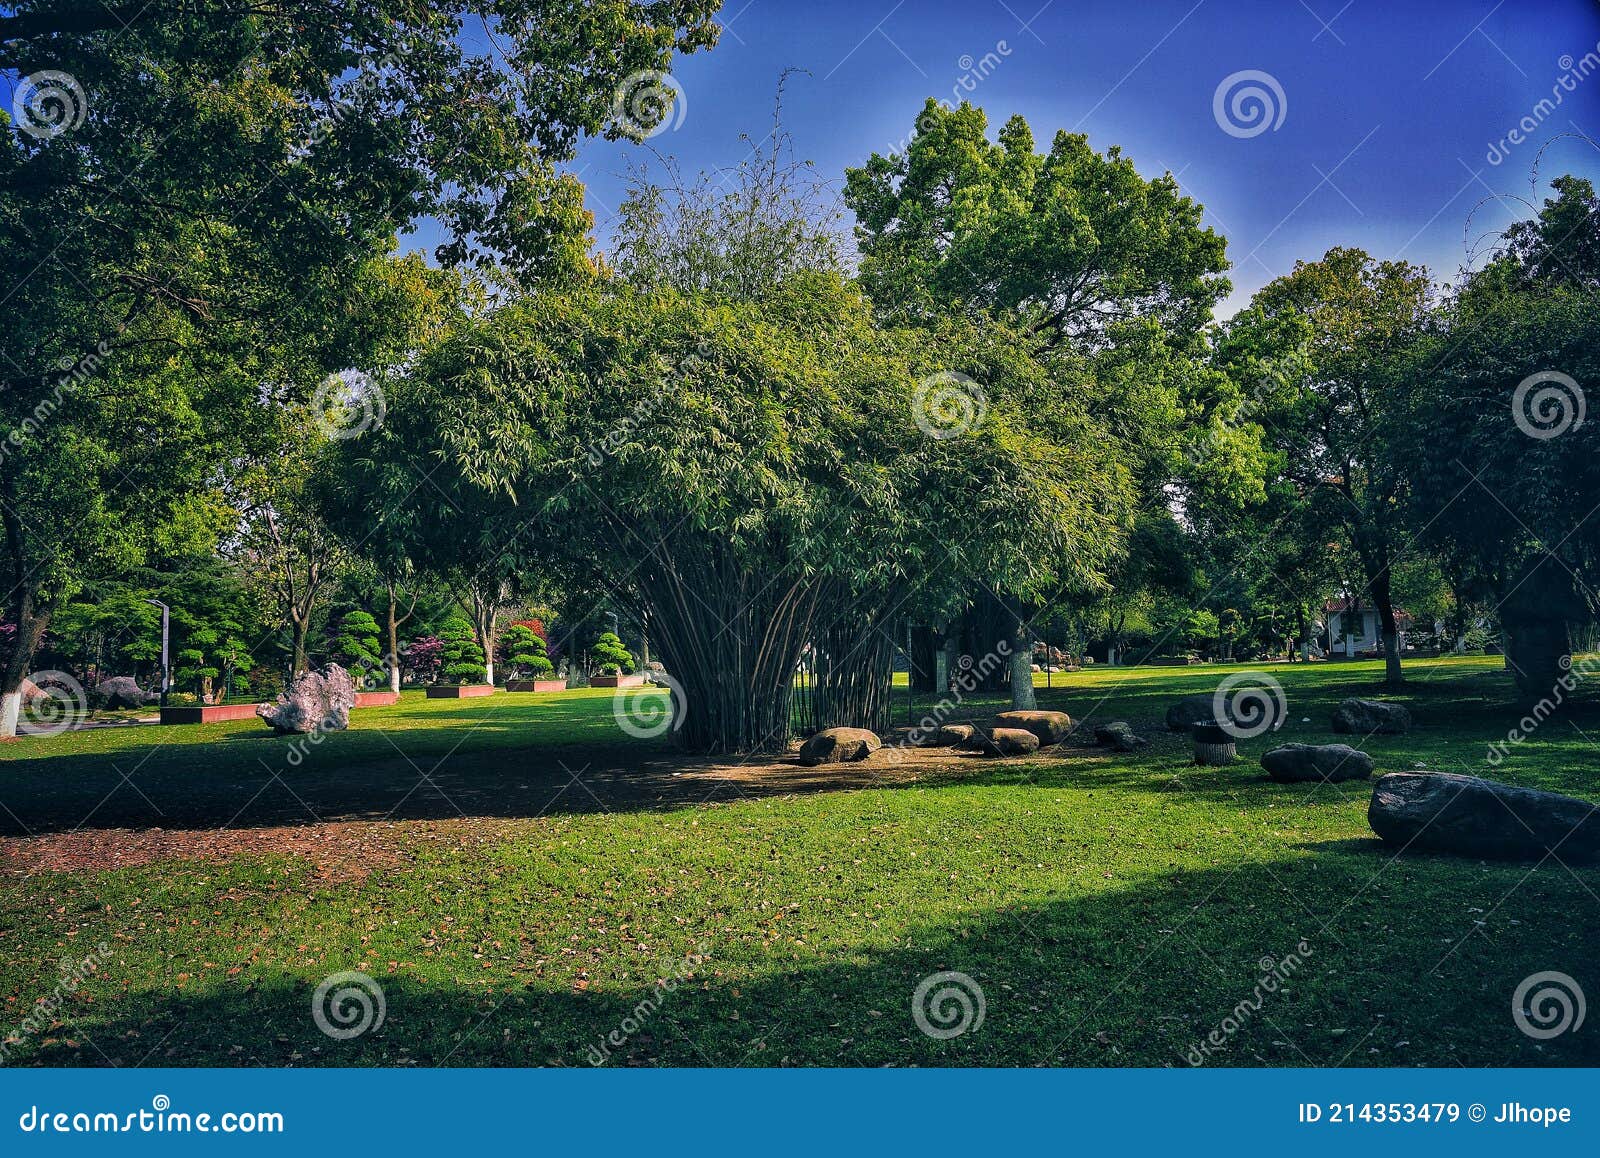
<box><xmin>160</xmin><ymin>703</ymin><xmax>260</xmax><ymax>725</ymax></box>
<box><xmin>590</xmin><ymin>674</ymin><xmax>647</xmax><ymax>688</ymax></box>
<box><xmin>353</xmin><ymin>690</ymin><xmax>400</xmax><ymax>707</ymax></box>
<box><xmin>425</xmin><ymin>684</ymin><xmax>497</xmax><ymax>698</ymax></box>
<box><xmin>504</xmin><ymin>680</ymin><xmax>568</xmax><ymax>693</ymax></box>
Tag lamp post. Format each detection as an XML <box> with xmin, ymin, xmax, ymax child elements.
<box><xmin>144</xmin><ymin>599</ymin><xmax>170</xmax><ymax>707</ymax></box>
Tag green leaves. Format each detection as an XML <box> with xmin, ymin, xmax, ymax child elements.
<box><xmin>845</xmin><ymin>101</ymin><xmax>1230</xmax><ymax>351</ymax></box>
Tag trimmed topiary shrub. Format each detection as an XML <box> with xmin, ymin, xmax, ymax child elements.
<box><xmin>331</xmin><ymin>609</ymin><xmax>382</xmax><ymax>672</ymax></box>
<box><xmin>438</xmin><ymin>616</ymin><xmax>487</xmax><ymax>684</ymax></box>
<box><xmin>502</xmin><ymin>623</ymin><xmax>553</xmax><ymax>679</ymax></box>
<box><xmin>589</xmin><ymin>631</ymin><xmax>634</xmax><ymax>676</ymax></box>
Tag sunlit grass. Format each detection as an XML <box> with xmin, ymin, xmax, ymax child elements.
<box><xmin>1</xmin><ymin>656</ymin><xmax>1595</xmax><ymax>1067</ymax></box>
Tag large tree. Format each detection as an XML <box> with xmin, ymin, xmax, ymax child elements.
<box><xmin>0</xmin><ymin>0</ymin><xmax>720</xmax><ymax>733</ymax></box>
<box><xmin>1231</xmin><ymin>248</ymin><xmax>1434</xmax><ymax>685</ymax></box>
<box><xmin>844</xmin><ymin>103</ymin><xmax>1234</xmax><ymax>702</ymax></box>
<box><xmin>1401</xmin><ymin>177</ymin><xmax>1600</xmax><ymax>700</ymax></box>
<box><xmin>843</xmin><ymin>100</ymin><xmax>1229</xmax><ymax>351</ymax></box>
<box><xmin>386</xmin><ymin>272</ymin><xmax>1129</xmax><ymax>751</ymax></box>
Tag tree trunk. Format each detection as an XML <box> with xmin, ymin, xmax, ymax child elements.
<box><xmin>0</xmin><ymin>592</ymin><xmax>50</xmax><ymax>739</ymax></box>
<box><xmin>1371</xmin><ymin>574</ymin><xmax>1403</xmax><ymax>686</ymax></box>
<box><xmin>476</xmin><ymin>612</ymin><xmax>495</xmax><ymax>687</ymax></box>
<box><xmin>463</xmin><ymin>582</ymin><xmax>505</xmax><ymax>687</ymax></box>
<box><xmin>1504</xmin><ymin>618</ymin><xmax>1572</xmax><ymax>707</ymax></box>
<box><xmin>633</xmin><ymin>539</ymin><xmax>817</xmax><ymax>753</ymax></box>
<box><xmin>289</xmin><ymin>611</ymin><xmax>311</xmax><ymax>677</ymax></box>
<box><xmin>1009</xmin><ymin>620</ymin><xmax>1036</xmax><ymax>710</ymax></box>
<box><xmin>386</xmin><ymin>595</ymin><xmax>402</xmax><ymax>693</ymax></box>
<box><xmin>807</xmin><ymin>620</ymin><xmax>897</xmax><ymax>735</ymax></box>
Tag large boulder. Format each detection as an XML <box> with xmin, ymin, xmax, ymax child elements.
<box><xmin>976</xmin><ymin>727</ymin><xmax>1041</xmax><ymax>757</ymax></box>
<box><xmin>1331</xmin><ymin>698</ymin><xmax>1411</xmax><ymax>735</ymax></box>
<box><xmin>93</xmin><ymin>676</ymin><xmax>152</xmax><ymax>710</ymax></box>
<box><xmin>992</xmin><ymin>709</ymin><xmax>1073</xmax><ymax>746</ymax></box>
<box><xmin>1093</xmin><ymin>720</ymin><xmax>1146</xmax><ymax>752</ymax></box>
<box><xmin>915</xmin><ymin>722</ymin><xmax>975</xmax><ymax>748</ymax></box>
<box><xmin>1368</xmin><ymin>772</ymin><xmax>1600</xmax><ymax>862</ymax></box>
<box><xmin>257</xmin><ymin>664</ymin><xmax>357</xmax><ymax>735</ymax></box>
<box><xmin>1261</xmin><ymin>743</ymin><xmax>1374</xmax><ymax>784</ymax></box>
<box><xmin>797</xmin><ymin>727</ymin><xmax>881</xmax><ymax>766</ymax></box>
<box><xmin>1165</xmin><ymin>694</ymin><xmax>1220</xmax><ymax>732</ymax></box>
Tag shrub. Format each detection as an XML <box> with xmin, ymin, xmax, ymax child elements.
<box><xmin>403</xmin><ymin>635</ymin><xmax>443</xmax><ymax>683</ymax></box>
<box><xmin>331</xmin><ymin>610</ymin><xmax>382</xmax><ymax>673</ymax></box>
<box><xmin>438</xmin><ymin>616</ymin><xmax>487</xmax><ymax>684</ymax></box>
<box><xmin>589</xmin><ymin>631</ymin><xmax>634</xmax><ymax>676</ymax></box>
<box><xmin>502</xmin><ymin>624</ymin><xmax>554</xmax><ymax>679</ymax></box>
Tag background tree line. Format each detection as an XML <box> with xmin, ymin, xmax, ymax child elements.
<box><xmin>3</xmin><ymin>1</ymin><xmax>1596</xmax><ymax>743</ymax></box>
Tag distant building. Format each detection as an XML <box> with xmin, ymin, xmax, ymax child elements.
<box><xmin>1322</xmin><ymin>598</ymin><xmax>1410</xmax><ymax>656</ymax></box>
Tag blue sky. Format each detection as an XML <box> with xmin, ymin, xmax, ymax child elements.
<box><xmin>507</xmin><ymin>0</ymin><xmax>1600</xmax><ymax>317</ymax></box>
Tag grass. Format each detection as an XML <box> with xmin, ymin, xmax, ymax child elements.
<box><xmin>0</xmin><ymin>655</ymin><xmax>1596</xmax><ymax>1068</ymax></box>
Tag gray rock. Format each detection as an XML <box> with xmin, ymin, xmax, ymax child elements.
<box><xmin>1094</xmin><ymin>720</ymin><xmax>1146</xmax><ymax>751</ymax></box>
<box><xmin>992</xmin><ymin>709</ymin><xmax>1074</xmax><ymax>746</ymax></box>
<box><xmin>94</xmin><ymin>676</ymin><xmax>152</xmax><ymax>710</ymax></box>
<box><xmin>915</xmin><ymin>722</ymin><xmax>975</xmax><ymax>748</ymax></box>
<box><xmin>1261</xmin><ymin>743</ymin><xmax>1374</xmax><ymax>783</ymax></box>
<box><xmin>1166</xmin><ymin>694</ymin><xmax>1221</xmax><ymax>732</ymax></box>
<box><xmin>798</xmin><ymin>726</ymin><xmax>881</xmax><ymax>766</ymax></box>
<box><xmin>257</xmin><ymin>664</ymin><xmax>357</xmax><ymax>734</ymax></box>
<box><xmin>1332</xmin><ymin>698</ymin><xmax>1411</xmax><ymax>735</ymax></box>
<box><xmin>976</xmin><ymin>727</ymin><xmax>1042</xmax><ymax>756</ymax></box>
<box><xmin>1368</xmin><ymin>771</ymin><xmax>1600</xmax><ymax>862</ymax></box>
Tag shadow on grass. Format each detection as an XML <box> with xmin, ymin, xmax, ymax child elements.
<box><xmin>20</xmin><ymin>856</ymin><xmax>1598</xmax><ymax>1069</ymax></box>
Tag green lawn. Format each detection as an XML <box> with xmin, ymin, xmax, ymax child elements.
<box><xmin>1</xmin><ymin>656</ymin><xmax>1596</xmax><ymax>1067</ymax></box>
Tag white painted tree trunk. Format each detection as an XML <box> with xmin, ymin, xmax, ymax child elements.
<box><xmin>941</xmin><ymin>636</ymin><xmax>959</xmax><ymax>694</ymax></box>
<box><xmin>1009</xmin><ymin>629</ymin><xmax>1036</xmax><ymax>710</ymax></box>
<box><xmin>483</xmin><ymin>659</ymin><xmax>495</xmax><ymax>687</ymax></box>
<box><xmin>1</xmin><ymin>690</ymin><xmax>20</xmax><ymax>739</ymax></box>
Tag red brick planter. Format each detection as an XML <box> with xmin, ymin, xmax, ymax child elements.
<box><xmin>504</xmin><ymin>680</ymin><xmax>568</xmax><ymax>693</ymax></box>
<box><xmin>425</xmin><ymin>684</ymin><xmax>497</xmax><ymax>698</ymax></box>
<box><xmin>589</xmin><ymin>674</ymin><xmax>646</xmax><ymax>688</ymax></box>
<box><xmin>353</xmin><ymin>690</ymin><xmax>400</xmax><ymax>707</ymax></box>
<box><xmin>160</xmin><ymin>703</ymin><xmax>260</xmax><ymax>725</ymax></box>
